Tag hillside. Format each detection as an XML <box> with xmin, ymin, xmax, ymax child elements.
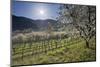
<box><xmin>12</xmin><ymin>15</ymin><xmax>57</xmax><ymax>31</ymax></box>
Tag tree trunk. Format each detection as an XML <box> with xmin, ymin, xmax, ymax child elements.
<box><xmin>86</xmin><ymin>40</ymin><xmax>89</xmax><ymax>48</ymax></box>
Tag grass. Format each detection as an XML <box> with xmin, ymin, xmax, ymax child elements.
<box><xmin>12</xmin><ymin>37</ymin><xmax>96</xmax><ymax>66</ymax></box>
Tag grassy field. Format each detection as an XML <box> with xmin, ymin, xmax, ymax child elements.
<box><xmin>12</xmin><ymin>35</ymin><xmax>96</xmax><ymax>66</ymax></box>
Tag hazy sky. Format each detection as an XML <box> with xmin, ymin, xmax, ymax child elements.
<box><xmin>12</xmin><ymin>1</ymin><xmax>61</xmax><ymax>20</ymax></box>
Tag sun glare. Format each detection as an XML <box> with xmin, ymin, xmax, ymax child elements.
<box><xmin>40</xmin><ymin>10</ymin><xmax>44</xmax><ymax>15</ymax></box>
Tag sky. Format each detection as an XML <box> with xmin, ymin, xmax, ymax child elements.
<box><xmin>12</xmin><ymin>1</ymin><xmax>61</xmax><ymax>20</ymax></box>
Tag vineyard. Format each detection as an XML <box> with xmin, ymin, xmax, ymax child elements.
<box><xmin>11</xmin><ymin>2</ymin><xmax>96</xmax><ymax>66</ymax></box>
<box><xmin>12</xmin><ymin>32</ymin><xmax>96</xmax><ymax>66</ymax></box>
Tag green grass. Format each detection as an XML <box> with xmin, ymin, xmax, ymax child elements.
<box><xmin>12</xmin><ymin>37</ymin><xmax>96</xmax><ymax>66</ymax></box>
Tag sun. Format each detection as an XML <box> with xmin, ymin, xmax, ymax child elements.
<box><xmin>40</xmin><ymin>10</ymin><xmax>44</xmax><ymax>15</ymax></box>
<box><xmin>37</xmin><ymin>8</ymin><xmax>47</xmax><ymax>19</ymax></box>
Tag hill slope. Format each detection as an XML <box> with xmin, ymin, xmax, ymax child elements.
<box><xmin>12</xmin><ymin>15</ymin><xmax>57</xmax><ymax>31</ymax></box>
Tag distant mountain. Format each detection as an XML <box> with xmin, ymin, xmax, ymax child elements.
<box><xmin>12</xmin><ymin>15</ymin><xmax>38</xmax><ymax>31</ymax></box>
<box><xmin>12</xmin><ymin>15</ymin><xmax>57</xmax><ymax>31</ymax></box>
<box><xmin>34</xmin><ymin>19</ymin><xmax>57</xmax><ymax>31</ymax></box>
